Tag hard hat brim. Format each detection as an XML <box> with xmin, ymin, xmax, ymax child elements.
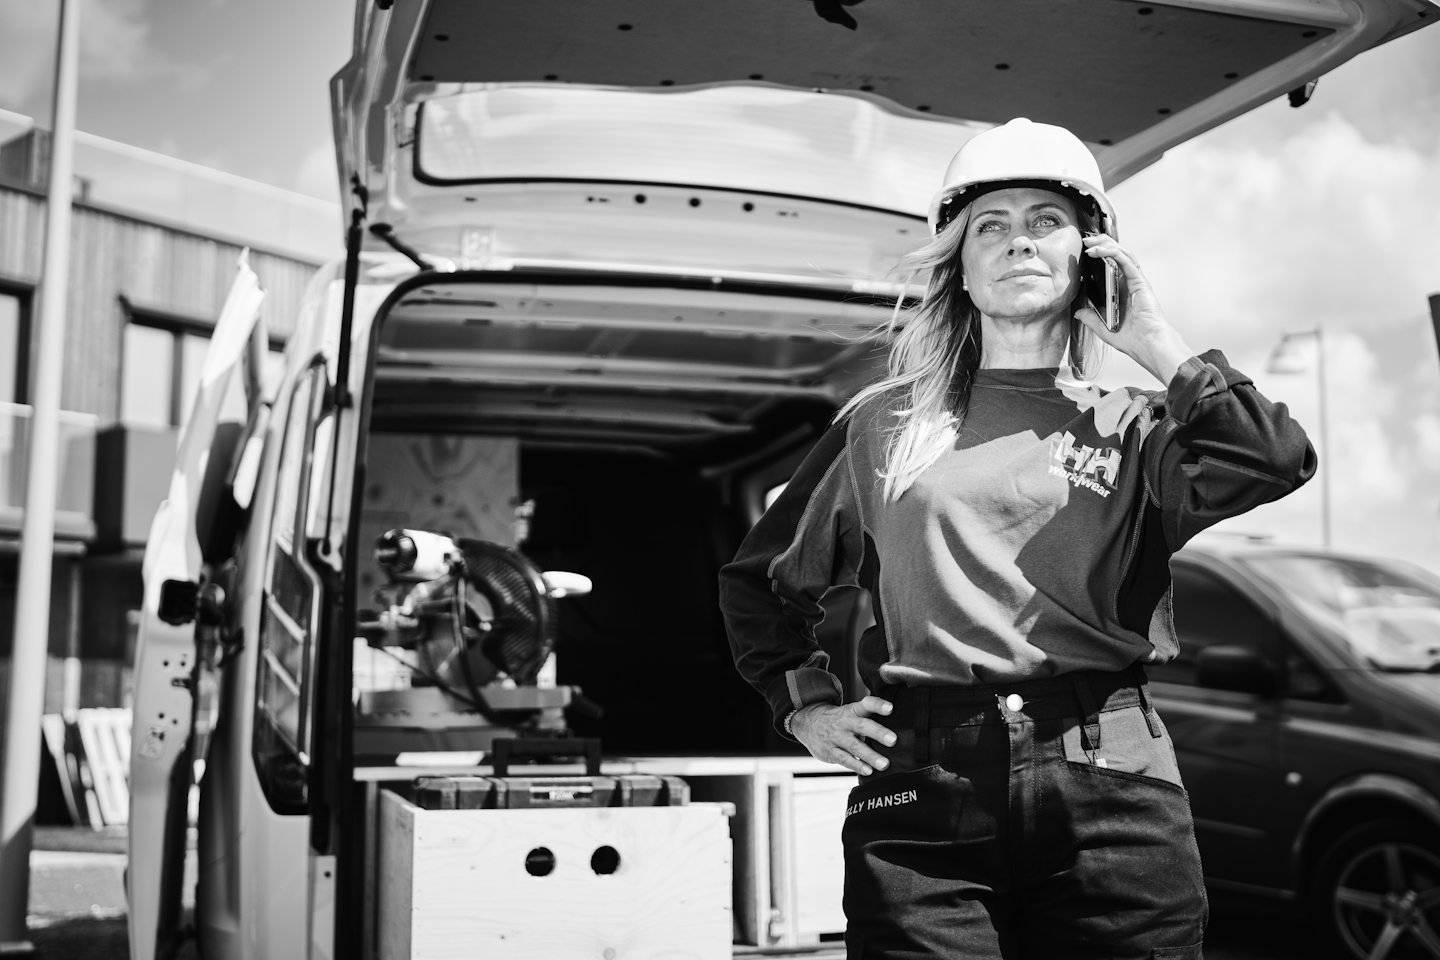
<box><xmin>928</xmin><ymin>176</ymin><xmax>1117</xmax><ymax>237</ymax></box>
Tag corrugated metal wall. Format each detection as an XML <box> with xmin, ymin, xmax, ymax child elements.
<box><xmin>0</xmin><ymin>183</ymin><xmax>324</xmax><ymax>423</ymax></box>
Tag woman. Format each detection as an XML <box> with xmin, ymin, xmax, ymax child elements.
<box><xmin>719</xmin><ymin>118</ymin><xmax>1315</xmax><ymax>959</ymax></box>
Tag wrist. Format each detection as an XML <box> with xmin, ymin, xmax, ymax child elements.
<box><xmin>1135</xmin><ymin>331</ymin><xmax>1194</xmax><ymax>386</ymax></box>
<box><xmin>787</xmin><ymin>702</ymin><xmax>826</xmax><ymax>738</ymax></box>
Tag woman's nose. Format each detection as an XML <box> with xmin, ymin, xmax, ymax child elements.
<box><xmin>1008</xmin><ymin>234</ymin><xmax>1037</xmax><ymax>257</ymax></box>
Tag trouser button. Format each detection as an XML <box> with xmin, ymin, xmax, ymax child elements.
<box><xmin>1005</xmin><ymin>693</ymin><xmax>1025</xmax><ymax>712</ymax></box>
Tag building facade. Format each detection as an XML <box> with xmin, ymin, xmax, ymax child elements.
<box><xmin>0</xmin><ymin>126</ymin><xmax>331</xmax><ymax>720</ymax></box>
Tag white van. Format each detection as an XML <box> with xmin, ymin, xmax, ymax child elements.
<box><xmin>126</xmin><ymin>2</ymin><xmax>1436</xmax><ymax>958</ymax></box>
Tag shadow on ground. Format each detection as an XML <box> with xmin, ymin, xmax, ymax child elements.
<box><xmin>30</xmin><ymin>917</ymin><xmax>198</xmax><ymax>960</ymax></box>
<box><xmin>1203</xmin><ymin>894</ymin><xmax>1319</xmax><ymax>960</ymax></box>
<box><xmin>27</xmin><ymin>898</ymin><xmax>1318</xmax><ymax>960</ymax></box>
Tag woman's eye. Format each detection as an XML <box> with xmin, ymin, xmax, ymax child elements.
<box><xmin>976</xmin><ymin>220</ymin><xmax>1004</xmax><ymax>234</ymax></box>
<box><xmin>1033</xmin><ymin>214</ymin><xmax>1061</xmax><ymax>228</ymax></box>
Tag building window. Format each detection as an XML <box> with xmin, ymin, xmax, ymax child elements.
<box><xmin>120</xmin><ymin>310</ymin><xmax>284</xmax><ymax>430</ymax></box>
<box><xmin>0</xmin><ymin>289</ymin><xmax>30</xmax><ymax>404</ymax></box>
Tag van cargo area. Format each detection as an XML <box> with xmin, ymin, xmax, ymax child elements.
<box><xmin>331</xmin><ymin>274</ymin><xmax>892</xmax><ymax>952</ymax></box>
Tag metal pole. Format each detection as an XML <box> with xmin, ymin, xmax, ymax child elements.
<box><xmin>0</xmin><ymin>0</ymin><xmax>81</xmax><ymax>948</ymax></box>
<box><xmin>1315</xmin><ymin>327</ymin><xmax>1331</xmax><ymax>548</ymax></box>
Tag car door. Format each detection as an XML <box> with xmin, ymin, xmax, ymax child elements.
<box><xmin>1149</xmin><ymin>558</ymin><xmax>1286</xmax><ymax>892</ymax></box>
<box><xmin>128</xmin><ymin>256</ymin><xmax>266</xmax><ymax>960</ymax></box>
<box><xmin>1269</xmin><ymin>631</ymin><xmax>1353</xmax><ymax>883</ymax></box>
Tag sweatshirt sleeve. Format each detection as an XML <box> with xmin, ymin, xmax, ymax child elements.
<box><xmin>1143</xmin><ymin>349</ymin><xmax>1317</xmax><ymax>551</ymax></box>
<box><xmin>719</xmin><ymin>421</ymin><xmax>866</xmax><ymax>737</ymax></box>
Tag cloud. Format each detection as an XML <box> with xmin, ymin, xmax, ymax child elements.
<box><xmin>1202</xmin><ymin>330</ymin><xmax>1440</xmax><ymax>567</ymax></box>
<box><xmin>0</xmin><ymin>0</ymin><xmax>182</xmax><ymax>115</ymax></box>
<box><xmin>291</xmin><ymin>139</ymin><xmax>341</xmax><ymax>204</ymax></box>
<box><xmin>81</xmin><ymin>0</ymin><xmax>158</xmax><ymax>82</ymax></box>
<box><xmin>1112</xmin><ymin>111</ymin><xmax>1440</xmax><ymax>359</ymax></box>
<box><xmin>0</xmin><ymin>3</ymin><xmax>61</xmax><ymax>108</ymax></box>
<box><xmin>1106</xmin><ymin>90</ymin><xmax>1440</xmax><ymax>572</ymax></box>
<box><xmin>1415</xmin><ymin>413</ymin><xmax>1440</xmax><ymax>472</ymax></box>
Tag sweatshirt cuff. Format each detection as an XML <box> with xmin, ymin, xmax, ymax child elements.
<box><xmin>770</xmin><ymin>666</ymin><xmax>844</xmax><ymax>739</ymax></box>
<box><xmin>1165</xmin><ymin>349</ymin><xmax>1252</xmax><ymax>422</ymax></box>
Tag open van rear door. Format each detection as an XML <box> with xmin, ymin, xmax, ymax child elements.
<box><xmin>128</xmin><ymin>255</ymin><xmax>265</xmax><ymax>960</ymax></box>
<box><xmin>332</xmin><ymin>0</ymin><xmax>1437</xmax><ymax>277</ymax></box>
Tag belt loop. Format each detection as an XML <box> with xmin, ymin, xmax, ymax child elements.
<box><xmin>913</xmin><ymin>687</ymin><xmax>931</xmax><ymax>764</ymax></box>
<box><xmin>1135</xmin><ymin>667</ymin><xmax>1163</xmax><ymax>738</ymax></box>
<box><xmin>1071</xmin><ymin>676</ymin><xmax>1101</xmax><ymax>757</ymax></box>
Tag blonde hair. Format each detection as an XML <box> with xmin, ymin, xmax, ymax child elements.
<box><xmin>837</xmin><ymin>195</ymin><xmax>1104</xmax><ymax>503</ymax></box>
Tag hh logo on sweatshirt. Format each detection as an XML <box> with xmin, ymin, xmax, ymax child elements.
<box><xmin>1049</xmin><ymin>432</ymin><xmax>1122</xmax><ymax>498</ymax></box>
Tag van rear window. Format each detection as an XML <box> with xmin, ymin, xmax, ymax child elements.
<box><xmin>415</xmin><ymin>85</ymin><xmax>985</xmax><ymax>217</ymax></box>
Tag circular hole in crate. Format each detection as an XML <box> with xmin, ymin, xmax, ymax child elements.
<box><xmin>525</xmin><ymin>847</ymin><xmax>556</xmax><ymax>877</ymax></box>
<box><xmin>591</xmin><ymin>846</ymin><xmax>621</xmax><ymax>875</ymax></box>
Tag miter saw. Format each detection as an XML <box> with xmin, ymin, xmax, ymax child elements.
<box><xmin>354</xmin><ymin>528</ymin><xmax>600</xmax><ymax>761</ymax></box>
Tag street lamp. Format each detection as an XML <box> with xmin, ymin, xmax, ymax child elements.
<box><xmin>1266</xmin><ymin>328</ymin><xmax>1330</xmax><ymax>547</ymax></box>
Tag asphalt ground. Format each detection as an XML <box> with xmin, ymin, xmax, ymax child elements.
<box><xmin>22</xmin><ymin>829</ymin><xmax>1313</xmax><ymax>959</ymax></box>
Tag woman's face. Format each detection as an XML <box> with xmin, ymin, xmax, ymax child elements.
<box><xmin>958</xmin><ymin>186</ymin><xmax>1083</xmax><ymax>324</ymax></box>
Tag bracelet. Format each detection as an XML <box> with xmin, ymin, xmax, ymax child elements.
<box><xmin>783</xmin><ymin>709</ymin><xmax>799</xmax><ymax>737</ymax></box>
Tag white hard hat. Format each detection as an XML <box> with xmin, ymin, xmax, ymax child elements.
<box><xmin>928</xmin><ymin>118</ymin><xmax>1115</xmax><ymax>236</ymax></box>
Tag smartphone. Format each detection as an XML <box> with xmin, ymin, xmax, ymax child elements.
<box><xmin>1082</xmin><ymin>234</ymin><xmax>1121</xmax><ymax>332</ymax></box>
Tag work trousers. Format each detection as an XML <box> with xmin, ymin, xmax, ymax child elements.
<box><xmin>842</xmin><ymin>667</ymin><xmax>1207</xmax><ymax>960</ymax></box>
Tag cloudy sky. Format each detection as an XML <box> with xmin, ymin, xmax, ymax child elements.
<box><xmin>1</xmin><ymin>0</ymin><xmax>1438</xmax><ymax>570</ymax></box>
<box><xmin>1105</xmin><ymin>23</ymin><xmax>1440</xmax><ymax>571</ymax></box>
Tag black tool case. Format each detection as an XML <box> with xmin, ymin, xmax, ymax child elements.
<box><xmin>412</xmin><ymin>773</ymin><xmax>690</xmax><ymax>810</ymax></box>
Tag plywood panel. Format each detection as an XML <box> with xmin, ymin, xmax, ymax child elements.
<box><xmin>377</xmin><ymin>790</ymin><xmax>414</xmax><ymax>960</ymax></box>
<box><xmin>358</xmin><ymin>434</ymin><xmax>519</xmax><ymax>595</ymax></box>
<box><xmin>379</xmin><ymin>792</ymin><xmax>732</xmax><ymax>960</ymax></box>
<box><xmin>791</xmin><ymin>775</ymin><xmax>855</xmax><ymax>939</ymax></box>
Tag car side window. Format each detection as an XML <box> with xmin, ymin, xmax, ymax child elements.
<box><xmin>1284</xmin><ymin>648</ymin><xmax>1343</xmax><ymax>702</ymax></box>
<box><xmin>1150</xmin><ymin>562</ymin><xmax>1280</xmax><ymax>686</ymax></box>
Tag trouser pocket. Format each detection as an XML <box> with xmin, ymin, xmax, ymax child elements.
<box><xmin>842</xmin><ymin>764</ymin><xmax>984</xmax><ymax>958</ymax></box>
<box><xmin>842</xmin><ymin>764</ymin><xmax>961</xmax><ymax>841</ymax></box>
<box><xmin>1062</xmin><ymin>703</ymin><xmax>1184</xmax><ymax>790</ymax></box>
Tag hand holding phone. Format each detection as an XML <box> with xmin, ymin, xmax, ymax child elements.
<box><xmin>1076</xmin><ymin>232</ymin><xmax>1195</xmax><ymax>386</ymax></box>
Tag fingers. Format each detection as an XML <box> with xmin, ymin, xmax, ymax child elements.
<box><xmin>1081</xmin><ymin>234</ymin><xmax>1144</xmax><ymax>282</ymax></box>
<box><xmin>854</xmin><ymin>717</ymin><xmax>897</xmax><ymax>746</ymax></box>
<box><xmin>845</xmin><ymin>736</ymin><xmax>890</xmax><ymax>772</ymax></box>
<box><xmin>854</xmin><ymin>695</ymin><xmax>894</xmax><ymax>718</ymax></box>
<box><xmin>824</xmin><ymin>744</ymin><xmax>875</xmax><ymax>776</ymax></box>
<box><xmin>797</xmin><ymin>698</ymin><xmax>900</xmax><ymax>776</ymax></box>
<box><xmin>1073</xmin><ymin>304</ymin><xmax>1117</xmax><ymax>344</ymax></box>
<box><xmin>824</xmin><ymin>735</ymin><xmax>889</xmax><ymax>776</ymax></box>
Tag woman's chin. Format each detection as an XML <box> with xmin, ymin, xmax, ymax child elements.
<box><xmin>981</xmin><ymin>299</ymin><xmax>1071</xmax><ymax>324</ymax></box>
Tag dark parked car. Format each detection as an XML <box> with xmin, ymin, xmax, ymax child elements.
<box><xmin>1157</xmin><ymin>534</ymin><xmax>1440</xmax><ymax>960</ymax></box>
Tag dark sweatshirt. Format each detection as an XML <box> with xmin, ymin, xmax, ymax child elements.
<box><xmin>719</xmin><ymin>350</ymin><xmax>1316</xmax><ymax>734</ymax></box>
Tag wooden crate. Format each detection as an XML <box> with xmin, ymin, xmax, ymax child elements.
<box><xmin>377</xmin><ymin>791</ymin><xmax>732</xmax><ymax>960</ymax></box>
